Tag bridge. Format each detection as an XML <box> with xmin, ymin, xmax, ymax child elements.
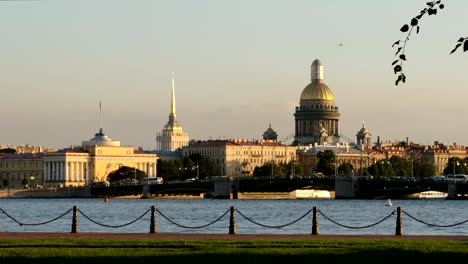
<box><xmin>90</xmin><ymin>176</ymin><xmax>467</xmax><ymax>199</ymax></box>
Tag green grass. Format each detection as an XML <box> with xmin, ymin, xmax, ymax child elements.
<box><xmin>0</xmin><ymin>238</ymin><xmax>467</xmax><ymax>263</ymax></box>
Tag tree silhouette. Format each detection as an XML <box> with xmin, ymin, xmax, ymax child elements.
<box><xmin>392</xmin><ymin>1</ymin><xmax>467</xmax><ymax>86</ymax></box>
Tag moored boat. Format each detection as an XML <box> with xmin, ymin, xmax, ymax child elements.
<box><xmin>418</xmin><ymin>191</ymin><xmax>447</xmax><ymax>199</ymax></box>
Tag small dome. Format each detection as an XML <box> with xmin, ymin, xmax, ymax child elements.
<box><xmin>263</xmin><ymin>123</ymin><xmax>278</xmax><ymax>141</ymax></box>
<box><xmin>300</xmin><ymin>81</ymin><xmax>334</xmax><ymax>101</ymax></box>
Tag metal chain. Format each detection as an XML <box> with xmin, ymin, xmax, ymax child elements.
<box><xmin>318</xmin><ymin>209</ymin><xmax>396</xmax><ymax>229</ymax></box>
<box><xmin>235</xmin><ymin>209</ymin><xmax>312</xmax><ymax>229</ymax></box>
<box><xmin>77</xmin><ymin>208</ymin><xmax>150</xmax><ymax>228</ymax></box>
<box><xmin>402</xmin><ymin>210</ymin><xmax>468</xmax><ymax>227</ymax></box>
<box><xmin>0</xmin><ymin>208</ymin><xmax>72</xmax><ymax>226</ymax></box>
<box><xmin>156</xmin><ymin>208</ymin><xmax>230</xmax><ymax>229</ymax></box>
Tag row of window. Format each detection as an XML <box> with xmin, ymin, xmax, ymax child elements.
<box><xmin>0</xmin><ymin>161</ymin><xmax>42</xmax><ymax>168</ymax></box>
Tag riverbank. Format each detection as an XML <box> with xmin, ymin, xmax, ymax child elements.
<box><xmin>0</xmin><ymin>233</ymin><xmax>467</xmax><ymax>264</ymax></box>
<box><xmin>0</xmin><ymin>232</ymin><xmax>467</xmax><ymax>240</ymax></box>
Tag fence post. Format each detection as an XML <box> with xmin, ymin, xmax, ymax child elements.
<box><xmin>395</xmin><ymin>207</ymin><xmax>403</xmax><ymax>236</ymax></box>
<box><xmin>71</xmin><ymin>206</ymin><xmax>78</xmax><ymax>233</ymax></box>
<box><xmin>150</xmin><ymin>206</ymin><xmax>156</xmax><ymax>234</ymax></box>
<box><xmin>312</xmin><ymin>206</ymin><xmax>319</xmax><ymax>235</ymax></box>
<box><xmin>229</xmin><ymin>206</ymin><xmax>236</xmax><ymax>235</ymax></box>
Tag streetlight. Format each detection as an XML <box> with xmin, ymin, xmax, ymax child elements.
<box><xmin>30</xmin><ymin>176</ymin><xmax>35</xmax><ymax>188</ymax></box>
<box><xmin>453</xmin><ymin>158</ymin><xmax>459</xmax><ymax>176</ymax></box>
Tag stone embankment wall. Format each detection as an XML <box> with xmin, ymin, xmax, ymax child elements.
<box><xmin>0</xmin><ymin>187</ymin><xmax>92</xmax><ymax>198</ymax></box>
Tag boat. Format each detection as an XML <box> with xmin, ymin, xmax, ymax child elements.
<box><xmin>385</xmin><ymin>199</ymin><xmax>392</xmax><ymax>207</ymax></box>
<box><xmin>418</xmin><ymin>191</ymin><xmax>448</xmax><ymax>199</ymax></box>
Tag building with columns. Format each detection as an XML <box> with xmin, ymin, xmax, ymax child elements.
<box><xmin>42</xmin><ymin>128</ymin><xmax>158</xmax><ymax>187</ymax></box>
<box><xmin>293</xmin><ymin>59</ymin><xmax>340</xmax><ymax>146</ymax></box>
<box><xmin>156</xmin><ymin>72</ymin><xmax>189</xmax><ymax>154</ymax></box>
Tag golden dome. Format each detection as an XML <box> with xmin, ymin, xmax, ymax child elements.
<box><xmin>300</xmin><ymin>80</ymin><xmax>334</xmax><ymax>101</ymax></box>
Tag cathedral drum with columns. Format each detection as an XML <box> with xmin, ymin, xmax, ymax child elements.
<box><xmin>293</xmin><ymin>59</ymin><xmax>340</xmax><ymax>146</ymax></box>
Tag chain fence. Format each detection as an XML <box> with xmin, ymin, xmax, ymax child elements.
<box><xmin>0</xmin><ymin>208</ymin><xmax>72</xmax><ymax>226</ymax></box>
<box><xmin>156</xmin><ymin>208</ymin><xmax>230</xmax><ymax>229</ymax></box>
<box><xmin>1</xmin><ymin>206</ymin><xmax>467</xmax><ymax>235</ymax></box>
<box><xmin>318</xmin><ymin>209</ymin><xmax>396</xmax><ymax>229</ymax></box>
<box><xmin>235</xmin><ymin>208</ymin><xmax>312</xmax><ymax>229</ymax></box>
<box><xmin>402</xmin><ymin>210</ymin><xmax>468</xmax><ymax>228</ymax></box>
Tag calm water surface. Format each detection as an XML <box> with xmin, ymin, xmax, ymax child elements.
<box><xmin>0</xmin><ymin>198</ymin><xmax>466</xmax><ymax>236</ymax></box>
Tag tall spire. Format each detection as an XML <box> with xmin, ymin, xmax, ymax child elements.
<box><xmin>99</xmin><ymin>100</ymin><xmax>103</xmax><ymax>131</ymax></box>
<box><xmin>170</xmin><ymin>72</ymin><xmax>176</xmax><ymax>120</ymax></box>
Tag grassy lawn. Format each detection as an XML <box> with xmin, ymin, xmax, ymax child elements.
<box><xmin>0</xmin><ymin>238</ymin><xmax>467</xmax><ymax>263</ymax></box>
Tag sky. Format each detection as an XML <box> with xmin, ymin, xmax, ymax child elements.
<box><xmin>1</xmin><ymin>0</ymin><xmax>467</xmax><ymax>150</ymax></box>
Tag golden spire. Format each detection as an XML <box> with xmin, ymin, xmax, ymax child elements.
<box><xmin>170</xmin><ymin>72</ymin><xmax>176</xmax><ymax>119</ymax></box>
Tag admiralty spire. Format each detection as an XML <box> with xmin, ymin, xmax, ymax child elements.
<box><xmin>293</xmin><ymin>59</ymin><xmax>340</xmax><ymax>146</ymax></box>
<box><xmin>156</xmin><ymin>72</ymin><xmax>189</xmax><ymax>152</ymax></box>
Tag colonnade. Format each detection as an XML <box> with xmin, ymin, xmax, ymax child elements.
<box><xmin>43</xmin><ymin>160</ymin><xmax>157</xmax><ymax>185</ymax></box>
<box><xmin>43</xmin><ymin>161</ymin><xmax>89</xmax><ymax>184</ymax></box>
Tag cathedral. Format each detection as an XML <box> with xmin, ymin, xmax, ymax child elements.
<box><xmin>293</xmin><ymin>59</ymin><xmax>340</xmax><ymax>146</ymax></box>
<box><xmin>294</xmin><ymin>59</ymin><xmax>373</xmax><ymax>176</ymax></box>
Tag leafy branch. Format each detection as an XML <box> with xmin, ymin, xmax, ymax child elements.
<box><xmin>392</xmin><ymin>1</ymin><xmax>445</xmax><ymax>86</ymax></box>
<box><xmin>450</xmin><ymin>37</ymin><xmax>468</xmax><ymax>54</ymax></box>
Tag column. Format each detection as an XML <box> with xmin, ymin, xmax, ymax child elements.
<box><xmin>153</xmin><ymin>162</ymin><xmax>157</xmax><ymax>177</ymax></box>
<box><xmin>61</xmin><ymin>162</ymin><xmax>65</xmax><ymax>182</ymax></box>
<box><xmin>85</xmin><ymin>162</ymin><xmax>89</xmax><ymax>183</ymax></box>
<box><xmin>80</xmin><ymin>162</ymin><xmax>84</xmax><ymax>182</ymax></box>
<box><xmin>52</xmin><ymin>162</ymin><xmax>56</xmax><ymax>181</ymax></box>
<box><xmin>65</xmin><ymin>162</ymin><xmax>69</xmax><ymax>182</ymax></box>
<box><xmin>43</xmin><ymin>162</ymin><xmax>48</xmax><ymax>184</ymax></box>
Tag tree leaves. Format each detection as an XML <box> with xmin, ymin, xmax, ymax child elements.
<box><xmin>392</xmin><ymin>1</ymin><xmax>446</xmax><ymax>86</ymax></box>
<box><xmin>450</xmin><ymin>37</ymin><xmax>468</xmax><ymax>54</ymax></box>
<box><xmin>400</xmin><ymin>24</ymin><xmax>409</xmax><ymax>32</ymax></box>
<box><xmin>395</xmin><ymin>47</ymin><xmax>402</xmax><ymax>55</ymax></box>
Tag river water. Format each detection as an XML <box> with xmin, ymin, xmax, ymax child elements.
<box><xmin>0</xmin><ymin>198</ymin><xmax>466</xmax><ymax>236</ymax></box>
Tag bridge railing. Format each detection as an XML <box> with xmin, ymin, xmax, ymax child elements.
<box><xmin>1</xmin><ymin>206</ymin><xmax>467</xmax><ymax>235</ymax></box>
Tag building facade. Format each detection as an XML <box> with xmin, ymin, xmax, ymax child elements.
<box><xmin>156</xmin><ymin>72</ymin><xmax>189</xmax><ymax>153</ymax></box>
<box><xmin>0</xmin><ymin>153</ymin><xmax>44</xmax><ymax>188</ymax></box>
<box><xmin>183</xmin><ymin>126</ymin><xmax>297</xmax><ymax>177</ymax></box>
<box><xmin>42</xmin><ymin>128</ymin><xmax>158</xmax><ymax>187</ymax></box>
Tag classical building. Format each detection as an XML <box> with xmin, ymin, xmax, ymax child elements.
<box><xmin>42</xmin><ymin>127</ymin><xmax>158</xmax><ymax>187</ymax></box>
<box><xmin>156</xmin><ymin>72</ymin><xmax>189</xmax><ymax>155</ymax></box>
<box><xmin>0</xmin><ymin>153</ymin><xmax>44</xmax><ymax>188</ymax></box>
<box><xmin>294</xmin><ymin>59</ymin><xmax>340</xmax><ymax>146</ymax></box>
<box><xmin>183</xmin><ymin>125</ymin><xmax>296</xmax><ymax>177</ymax></box>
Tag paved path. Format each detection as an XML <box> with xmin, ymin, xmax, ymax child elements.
<box><xmin>1</xmin><ymin>232</ymin><xmax>467</xmax><ymax>240</ymax></box>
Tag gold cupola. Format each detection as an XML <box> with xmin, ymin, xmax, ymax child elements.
<box><xmin>299</xmin><ymin>59</ymin><xmax>334</xmax><ymax>101</ymax></box>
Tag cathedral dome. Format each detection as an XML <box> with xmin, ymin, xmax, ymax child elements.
<box><xmin>300</xmin><ymin>59</ymin><xmax>334</xmax><ymax>101</ymax></box>
<box><xmin>300</xmin><ymin>81</ymin><xmax>334</xmax><ymax>101</ymax></box>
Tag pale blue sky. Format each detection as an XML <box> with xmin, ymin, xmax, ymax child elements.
<box><xmin>1</xmin><ymin>0</ymin><xmax>467</xmax><ymax>149</ymax></box>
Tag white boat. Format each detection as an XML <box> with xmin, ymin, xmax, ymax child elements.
<box><xmin>385</xmin><ymin>199</ymin><xmax>392</xmax><ymax>207</ymax></box>
<box><xmin>293</xmin><ymin>189</ymin><xmax>331</xmax><ymax>199</ymax></box>
<box><xmin>418</xmin><ymin>191</ymin><xmax>447</xmax><ymax>199</ymax></box>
